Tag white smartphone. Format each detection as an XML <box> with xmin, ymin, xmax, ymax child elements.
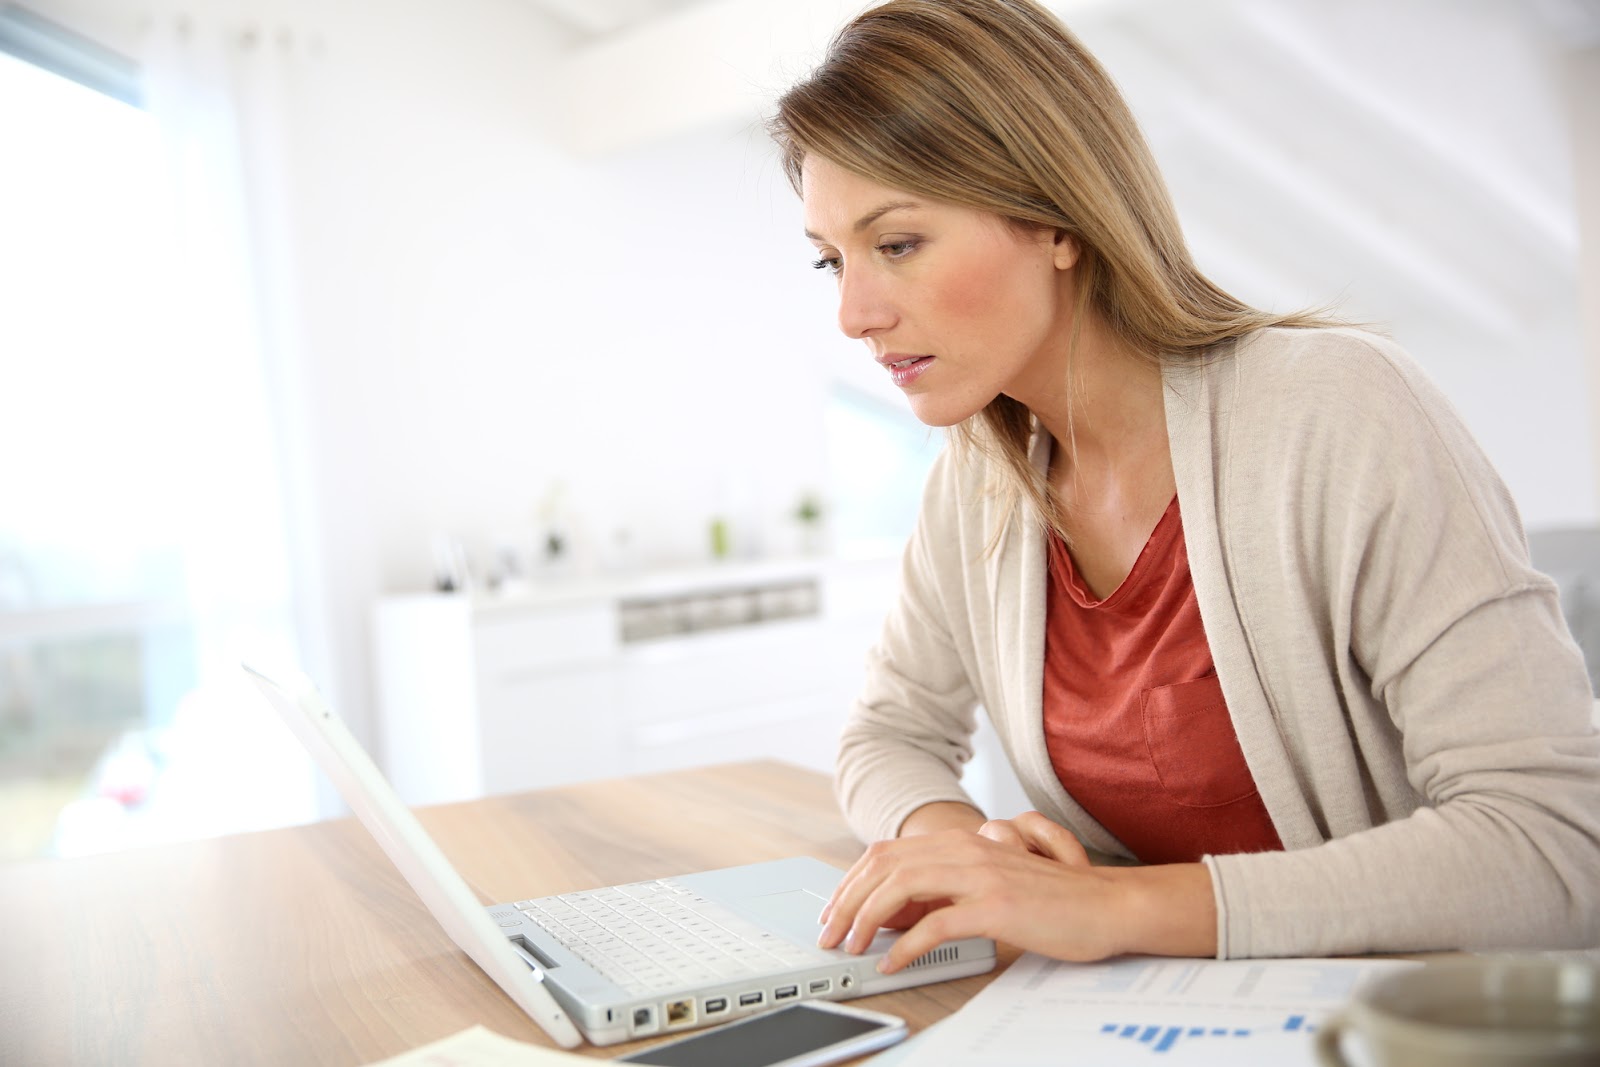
<box><xmin>617</xmin><ymin>1001</ymin><xmax>908</xmax><ymax>1067</ymax></box>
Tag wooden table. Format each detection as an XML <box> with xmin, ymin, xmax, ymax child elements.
<box><xmin>1</xmin><ymin>760</ymin><xmax>1013</xmax><ymax>1064</ymax></box>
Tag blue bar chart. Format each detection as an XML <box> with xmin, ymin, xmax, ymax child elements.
<box><xmin>1097</xmin><ymin>1014</ymin><xmax>1314</xmax><ymax>1054</ymax></box>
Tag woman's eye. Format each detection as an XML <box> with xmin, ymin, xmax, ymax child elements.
<box><xmin>811</xmin><ymin>255</ymin><xmax>842</xmax><ymax>275</ymax></box>
<box><xmin>877</xmin><ymin>239</ymin><xmax>919</xmax><ymax>258</ymax></box>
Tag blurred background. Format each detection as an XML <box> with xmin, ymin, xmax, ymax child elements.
<box><xmin>2</xmin><ymin>0</ymin><xmax>1597</xmax><ymax>861</ymax></box>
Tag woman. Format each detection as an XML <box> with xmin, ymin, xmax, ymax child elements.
<box><xmin>770</xmin><ymin>0</ymin><xmax>1600</xmax><ymax>968</ymax></box>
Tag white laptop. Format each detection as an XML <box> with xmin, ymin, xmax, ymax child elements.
<box><xmin>245</xmin><ymin>666</ymin><xmax>995</xmax><ymax>1048</ymax></box>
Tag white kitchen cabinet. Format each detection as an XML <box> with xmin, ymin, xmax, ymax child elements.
<box><xmin>372</xmin><ymin>557</ymin><xmax>891</xmax><ymax>806</ymax></box>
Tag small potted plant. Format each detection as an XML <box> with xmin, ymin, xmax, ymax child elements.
<box><xmin>795</xmin><ymin>491</ymin><xmax>825</xmax><ymax>555</ymax></box>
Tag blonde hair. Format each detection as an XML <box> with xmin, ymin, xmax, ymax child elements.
<box><xmin>770</xmin><ymin>0</ymin><xmax>1340</xmax><ymax>538</ymax></box>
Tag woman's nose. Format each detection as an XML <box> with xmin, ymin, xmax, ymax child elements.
<box><xmin>837</xmin><ymin>269</ymin><xmax>896</xmax><ymax>340</ymax></box>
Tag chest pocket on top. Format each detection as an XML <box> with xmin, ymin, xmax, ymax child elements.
<box><xmin>1141</xmin><ymin>674</ymin><xmax>1260</xmax><ymax>808</ymax></box>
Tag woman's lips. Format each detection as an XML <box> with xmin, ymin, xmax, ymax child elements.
<box><xmin>884</xmin><ymin>355</ymin><xmax>934</xmax><ymax>388</ymax></box>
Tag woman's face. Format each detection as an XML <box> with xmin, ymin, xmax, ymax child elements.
<box><xmin>801</xmin><ymin>154</ymin><xmax>1080</xmax><ymax>427</ymax></box>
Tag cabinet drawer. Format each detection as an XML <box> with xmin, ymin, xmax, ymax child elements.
<box><xmin>624</xmin><ymin>693</ymin><xmax>843</xmax><ymax>777</ymax></box>
<box><xmin>473</xmin><ymin>603</ymin><xmax>618</xmax><ymax>677</ymax></box>
<box><xmin>618</xmin><ymin>619</ymin><xmax>827</xmax><ymax>723</ymax></box>
<box><xmin>478</xmin><ymin>668</ymin><xmax>623</xmax><ymax>794</ymax></box>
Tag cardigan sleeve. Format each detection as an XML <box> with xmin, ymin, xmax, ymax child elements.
<box><xmin>835</xmin><ymin>448</ymin><xmax>987</xmax><ymax>843</ymax></box>
<box><xmin>1203</xmin><ymin>333</ymin><xmax>1600</xmax><ymax>957</ymax></box>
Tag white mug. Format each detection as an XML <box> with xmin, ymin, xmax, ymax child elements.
<box><xmin>1315</xmin><ymin>959</ymin><xmax>1600</xmax><ymax>1067</ymax></box>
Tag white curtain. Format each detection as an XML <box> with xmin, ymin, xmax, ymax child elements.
<box><xmin>141</xmin><ymin>8</ymin><xmax>318</xmax><ymax>677</ymax></box>
<box><xmin>83</xmin><ymin>7</ymin><xmax>329</xmax><ymax>845</ymax></box>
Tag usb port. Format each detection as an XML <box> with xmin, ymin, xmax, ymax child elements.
<box><xmin>775</xmin><ymin>985</ymin><xmax>799</xmax><ymax>1001</ymax></box>
<box><xmin>808</xmin><ymin>979</ymin><xmax>831</xmax><ymax>995</ymax></box>
<box><xmin>738</xmin><ymin>991</ymin><xmax>764</xmax><ymax>1007</ymax></box>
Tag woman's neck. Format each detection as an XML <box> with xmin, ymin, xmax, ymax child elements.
<box><xmin>1014</xmin><ymin>313</ymin><xmax>1168</xmax><ymax>479</ymax></box>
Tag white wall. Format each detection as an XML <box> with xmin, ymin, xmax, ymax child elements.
<box><xmin>1570</xmin><ymin>43</ymin><xmax>1600</xmax><ymax>506</ymax></box>
<box><xmin>26</xmin><ymin>0</ymin><xmax>1598</xmax><ymax>757</ymax></box>
<box><xmin>272</xmin><ymin>0</ymin><xmax>852</xmax><ymax>747</ymax></box>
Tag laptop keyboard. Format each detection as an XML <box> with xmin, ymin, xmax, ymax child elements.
<box><xmin>513</xmin><ymin>878</ymin><xmax>826</xmax><ymax>996</ymax></box>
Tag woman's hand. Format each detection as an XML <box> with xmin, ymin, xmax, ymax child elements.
<box><xmin>818</xmin><ymin>811</ymin><xmax>1217</xmax><ymax>970</ymax></box>
<box><xmin>975</xmin><ymin>810</ymin><xmax>1091</xmax><ymax>859</ymax></box>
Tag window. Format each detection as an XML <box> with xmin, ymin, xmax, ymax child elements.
<box><xmin>823</xmin><ymin>383</ymin><xmax>941</xmax><ymax>558</ymax></box>
<box><xmin>0</xmin><ymin>11</ymin><xmax>312</xmax><ymax>859</ymax></box>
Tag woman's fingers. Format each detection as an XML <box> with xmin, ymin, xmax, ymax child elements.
<box><xmin>823</xmin><ymin>837</ymin><xmax>1012</xmax><ymax>953</ymax></box>
<box><xmin>1009</xmin><ymin>811</ymin><xmax>1092</xmax><ymax>867</ymax></box>
<box><xmin>818</xmin><ymin>830</ymin><xmax>983</xmax><ymax>948</ymax></box>
<box><xmin>878</xmin><ymin>898</ymin><xmax>951</xmax><ymax>932</ymax></box>
<box><xmin>843</xmin><ymin>862</ymin><xmax>970</xmax><ymax>953</ymax></box>
<box><xmin>978</xmin><ymin>812</ymin><xmax>1089</xmax><ymax>865</ymax></box>
<box><xmin>877</xmin><ymin>897</ymin><xmax>989</xmax><ymax>973</ymax></box>
<box><xmin>977</xmin><ymin>818</ymin><xmax>1025</xmax><ymax>848</ymax></box>
<box><xmin>818</xmin><ymin>836</ymin><xmax>919</xmax><ymax>947</ymax></box>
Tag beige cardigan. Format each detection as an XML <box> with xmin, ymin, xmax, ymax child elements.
<box><xmin>836</xmin><ymin>327</ymin><xmax>1600</xmax><ymax>958</ymax></box>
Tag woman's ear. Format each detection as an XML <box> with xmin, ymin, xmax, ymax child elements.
<box><xmin>1052</xmin><ymin>229</ymin><xmax>1082</xmax><ymax>271</ymax></box>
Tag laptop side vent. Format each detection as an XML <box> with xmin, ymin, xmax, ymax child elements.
<box><xmin>903</xmin><ymin>945</ymin><xmax>960</xmax><ymax>970</ymax></box>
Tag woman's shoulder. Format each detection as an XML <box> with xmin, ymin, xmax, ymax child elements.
<box><xmin>1235</xmin><ymin>324</ymin><xmax>1425</xmax><ymax>387</ymax></box>
<box><xmin>1209</xmin><ymin>325</ymin><xmax>1464</xmax><ymax>432</ymax></box>
<box><xmin>1199</xmin><ymin>326</ymin><xmax>1517</xmax><ymax>526</ymax></box>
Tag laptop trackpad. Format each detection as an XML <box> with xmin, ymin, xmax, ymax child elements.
<box><xmin>739</xmin><ymin>888</ymin><xmax>830</xmax><ymax>941</ymax></box>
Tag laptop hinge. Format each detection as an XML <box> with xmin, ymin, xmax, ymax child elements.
<box><xmin>508</xmin><ymin>935</ymin><xmax>558</xmax><ymax>974</ymax></box>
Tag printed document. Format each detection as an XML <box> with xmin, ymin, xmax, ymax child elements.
<box><xmin>363</xmin><ymin>1025</ymin><xmax>590</xmax><ymax>1066</ymax></box>
<box><xmin>891</xmin><ymin>953</ymin><xmax>1417</xmax><ymax>1065</ymax></box>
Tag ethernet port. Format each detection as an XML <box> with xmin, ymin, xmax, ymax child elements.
<box><xmin>665</xmin><ymin>998</ymin><xmax>696</xmax><ymax>1027</ymax></box>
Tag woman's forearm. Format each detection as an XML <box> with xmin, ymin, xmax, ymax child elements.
<box><xmin>1104</xmin><ymin>861</ymin><xmax>1218</xmax><ymax>957</ymax></box>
